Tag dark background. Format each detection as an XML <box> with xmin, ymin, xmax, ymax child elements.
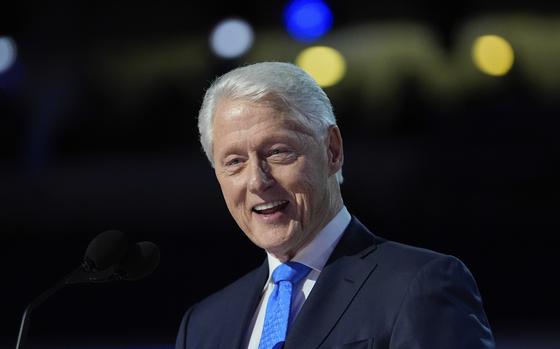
<box><xmin>1</xmin><ymin>1</ymin><xmax>559</xmax><ymax>348</ymax></box>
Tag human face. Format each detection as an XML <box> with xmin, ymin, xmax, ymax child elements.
<box><xmin>212</xmin><ymin>99</ymin><xmax>343</xmax><ymax>261</ymax></box>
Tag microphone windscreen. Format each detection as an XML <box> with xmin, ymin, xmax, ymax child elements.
<box><xmin>120</xmin><ymin>241</ymin><xmax>160</xmax><ymax>281</ymax></box>
<box><xmin>84</xmin><ymin>230</ymin><xmax>129</xmax><ymax>271</ymax></box>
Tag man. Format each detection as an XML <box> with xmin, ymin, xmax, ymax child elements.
<box><xmin>176</xmin><ymin>62</ymin><xmax>495</xmax><ymax>349</ymax></box>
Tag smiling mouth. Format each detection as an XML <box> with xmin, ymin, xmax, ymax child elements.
<box><xmin>252</xmin><ymin>200</ymin><xmax>289</xmax><ymax>215</ymax></box>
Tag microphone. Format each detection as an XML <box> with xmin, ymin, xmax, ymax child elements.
<box><xmin>118</xmin><ymin>241</ymin><xmax>161</xmax><ymax>281</ymax></box>
<box><xmin>15</xmin><ymin>230</ymin><xmax>160</xmax><ymax>349</ymax></box>
<box><xmin>66</xmin><ymin>230</ymin><xmax>130</xmax><ymax>284</ymax></box>
<box><xmin>84</xmin><ymin>229</ymin><xmax>130</xmax><ymax>271</ymax></box>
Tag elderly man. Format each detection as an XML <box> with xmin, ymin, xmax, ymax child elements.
<box><xmin>176</xmin><ymin>62</ymin><xmax>495</xmax><ymax>349</ymax></box>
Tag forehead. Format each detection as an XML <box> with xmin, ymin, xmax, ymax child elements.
<box><xmin>211</xmin><ymin>99</ymin><xmax>317</xmax><ymax>156</ymax></box>
<box><xmin>213</xmin><ymin>98</ymin><xmax>311</xmax><ymax>136</ymax></box>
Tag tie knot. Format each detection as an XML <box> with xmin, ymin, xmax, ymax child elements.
<box><xmin>272</xmin><ymin>261</ymin><xmax>311</xmax><ymax>285</ymax></box>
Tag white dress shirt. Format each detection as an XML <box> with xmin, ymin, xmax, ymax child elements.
<box><xmin>245</xmin><ymin>206</ymin><xmax>351</xmax><ymax>348</ymax></box>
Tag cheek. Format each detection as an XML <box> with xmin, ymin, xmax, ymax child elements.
<box><xmin>294</xmin><ymin>157</ymin><xmax>326</xmax><ymax>189</ymax></box>
<box><xmin>284</xmin><ymin>167</ymin><xmax>321</xmax><ymax>210</ymax></box>
<box><xmin>218</xmin><ymin>178</ymin><xmax>244</xmax><ymax>208</ymax></box>
<box><xmin>295</xmin><ymin>163</ymin><xmax>330</xmax><ymax>210</ymax></box>
<box><xmin>219</xmin><ymin>181</ymin><xmax>251</xmax><ymax>227</ymax></box>
<box><xmin>275</xmin><ymin>163</ymin><xmax>312</xmax><ymax>192</ymax></box>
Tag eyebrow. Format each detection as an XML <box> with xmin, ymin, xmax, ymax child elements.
<box><xmin>283</xmin><ymin>118</ymin><xmax>317</xmax><ymax>137</ymax></box>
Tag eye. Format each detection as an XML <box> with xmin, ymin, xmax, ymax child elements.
<box><xmin>225</xmin><ymin>157</ymin><xmax>243</xmax><ymax>167</ymax></box>
<box><xmin>266</xmin><ymin>147</ymin><xmax>297</xmax><ymax>164</ymax></box>
<box><xmin>268</xmin><ymin>149</ymin><xmax>283</xmax><ymax>156</ymax></box>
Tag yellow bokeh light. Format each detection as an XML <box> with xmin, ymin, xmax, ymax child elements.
<box><xmin>472</xmin><ymin>35</ymin><xmax>515</xmax><ymax>76</ymax></box>
<box><xmin>296</xmin><ymin>46</ymin><xmax>346</xmax><ymax>87</ymax></box>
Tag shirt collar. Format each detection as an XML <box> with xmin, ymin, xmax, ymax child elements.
<box><xmin>265</xmin><ymin>206</ymin><xmax>351</xmax><ymax>280</ymax></box>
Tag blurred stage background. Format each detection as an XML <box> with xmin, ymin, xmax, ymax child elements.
<box><xmin>1</xmin><ymin>1</ymin><xmax>559</xmax><ymax>348</ymax></box>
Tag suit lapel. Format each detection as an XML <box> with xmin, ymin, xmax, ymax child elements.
<box><xmin>284</xmin><ymin>217</ymin><xmax>380</xmax><ymax>349</ymax></box>
<box><xmin>221</xmin><ymin>260</ymin><xmax>269</xmax><ymax>348</ymax></box>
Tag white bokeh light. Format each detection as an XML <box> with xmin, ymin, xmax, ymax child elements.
<box><xmin>0</xmin><ymin>36</ymin><xmax>17</xmax><ymax>74</ymax></box>
<box><xmin>210</xmin><ymin>19</ymin><xmax>254</xmax><ymax>59</ymax></box>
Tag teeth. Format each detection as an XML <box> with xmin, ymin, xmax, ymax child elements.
<box><xmin>253</xmin><ymin>200</ymin><xmax>288</xmax><ymax>212</ymax></box>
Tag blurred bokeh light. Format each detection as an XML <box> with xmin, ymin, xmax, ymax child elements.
<box><xmin>472</xmin><ymin>34</ymin><xmax>515</xmax><ymax>76</ymax></box>
<box><xmin>210</xmin><ymin>18</ymin><xmax>254</xmax><ymax>59</ymax></box>
<box><xmin>0</xmin><ymin>36</ymin><xmax>17</xmax><ymax>74</ymax></box>
<box><xmin>284</xmin><ymin>0</ymin><xmax>334</xmax><ymax>42</ymax></box>
<box><xmin>296</xmin><ymin>46</ymin><xmax>346</xmax><ymax>87</ymax></box>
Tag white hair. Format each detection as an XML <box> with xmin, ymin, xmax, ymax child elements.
<box><xmin>198</xmin><ymin>61</ymin><xmax>343</xmax><ymax>183</ymax></box>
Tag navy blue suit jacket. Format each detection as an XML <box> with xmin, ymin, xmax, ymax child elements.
<box><xmin>176</xmin><ymin>217</ymin><xmax>495</xmax><ymax>348</ymax></box>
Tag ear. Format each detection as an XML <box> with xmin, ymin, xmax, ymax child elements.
<box><xmin>326</xmin><ymin>125</ymin><xmax>344</xmax><ymax>176</ymax></box>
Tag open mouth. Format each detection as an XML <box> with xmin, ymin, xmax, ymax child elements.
<box><xmin>252</xmin><ymin>200</ymin><xmax>289</xmax><ymax>215</ymax></box>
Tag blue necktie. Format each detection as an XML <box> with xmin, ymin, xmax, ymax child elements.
<box><xmin>258</xmin><ymin>262</ymin><xmax>311</xmax><ymax>349</ymax></box>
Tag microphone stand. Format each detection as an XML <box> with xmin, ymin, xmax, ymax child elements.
<box><xmin>15</xmin><ymin>263</ymin><xmax>119</xmax><ymax>349</ymax></box>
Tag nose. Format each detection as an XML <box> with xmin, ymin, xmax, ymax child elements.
<box><xmin>248</xmin><ymin>159</ymin><xmax>274</xmax><ymax>193</ymax></box>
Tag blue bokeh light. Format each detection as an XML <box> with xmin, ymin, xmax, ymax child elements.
<box><xmin>210</xmin><ymin>18</ymin><xmax>254</xmax><ymax>59</ymax></box>
<box><xmin>284</xmin><ymin>0</ymin><xmax>333</xmax><ymax>42</ymax></box>
<box><xmin>0</xmin><ymin>36</ymin><xmax>17</xmax><ymax>74</ymax></box>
